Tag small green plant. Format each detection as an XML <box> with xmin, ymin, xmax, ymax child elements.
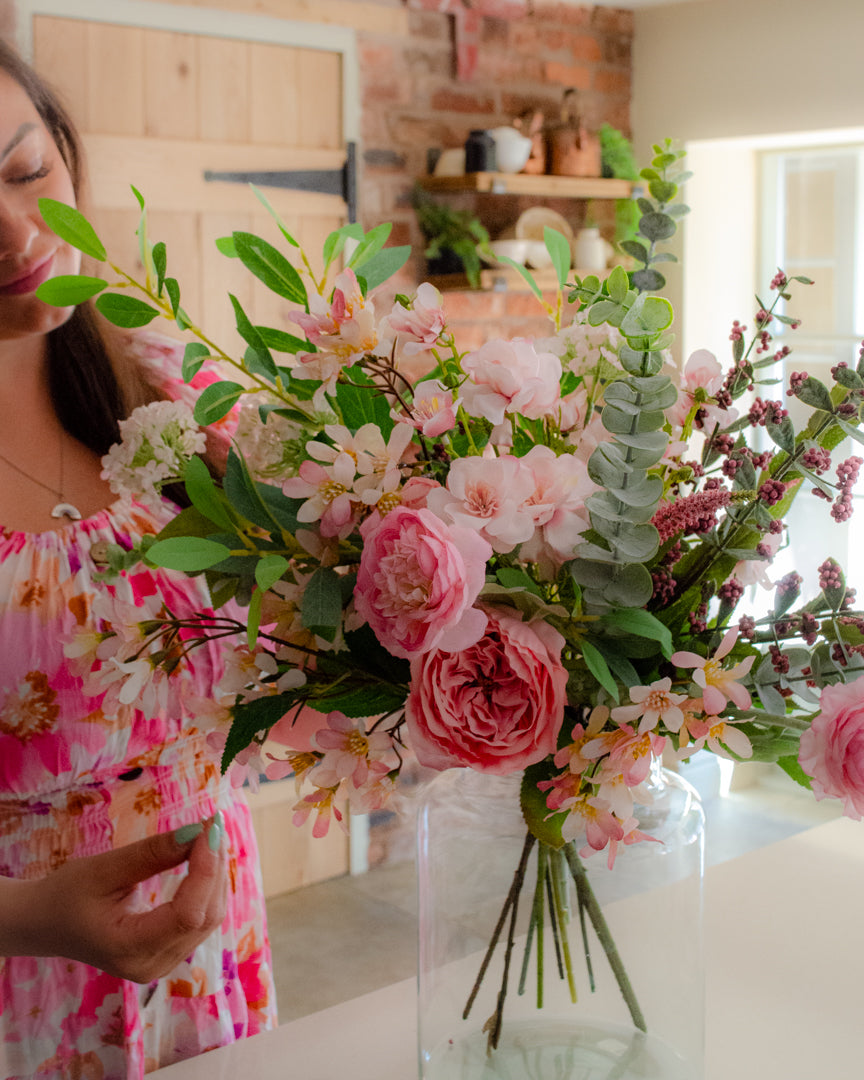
<box><xmin>411</xmin><ymin>186</ymin><xmax>490</xmax><ymax>288</ymax></box>
<box><xmin>599</xmin><ymin>123</ymin><xmax>641</xmax><ymax>247</ymax></box>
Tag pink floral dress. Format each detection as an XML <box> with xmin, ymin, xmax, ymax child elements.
<box><xmin>0</xmin><ymin>342</ymin><xmax>276</xmax><ymax>1078</ymax></box>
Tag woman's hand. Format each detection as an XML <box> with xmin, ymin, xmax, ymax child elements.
<box><xmin>1</xmin><ymin>815</ymin><xmax>228</xmax><ymax>982</ymax></box>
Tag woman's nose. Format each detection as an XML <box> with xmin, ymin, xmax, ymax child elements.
<box><xmin>0</xmin><ymin>199</ymin><xmax>39</xmax><ymax>260</ymax></box>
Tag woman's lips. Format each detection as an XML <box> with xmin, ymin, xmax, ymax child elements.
<box><xmin>0</xmin><ymin>254</ymin><xmax>55</xmax><ymax>296</ymax></box>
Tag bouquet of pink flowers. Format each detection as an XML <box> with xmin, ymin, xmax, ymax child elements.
<box><xmin>38</xmin><ymin>142</ymin><xmax>864</xmax><ymax>1047</ymax></box>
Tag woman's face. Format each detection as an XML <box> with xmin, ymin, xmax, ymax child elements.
<box><xmin>0</xmin><ymin>68</ymin><xmax>81</xmax><ymax>345</ymax></box>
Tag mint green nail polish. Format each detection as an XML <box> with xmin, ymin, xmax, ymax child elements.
<box><xmin>174</xmin><ymin>822</ymin><xmax>203</xmax><ymax>845</ymax></box>
<box><xmin>208</xmin><ymin>818</ymin><xmax>223</xmax><ymax>852</ymax></box>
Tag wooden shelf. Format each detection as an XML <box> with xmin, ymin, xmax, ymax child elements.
<box><xmin>417</xmin><ymin>173</ymin><xmax>634</xmax><ymax>198</ymax></box>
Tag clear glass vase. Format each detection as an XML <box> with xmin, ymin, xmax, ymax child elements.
<box><xmin>416</xmin><ymin>761</ymin><xmax>705</xmax><ymax>1080</ymax></box>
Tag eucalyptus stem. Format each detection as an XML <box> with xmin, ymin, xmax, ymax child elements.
<box><xmin>550</xmin><ymin>848</ymin><xmax>578</xmax><ymax>1004</ymax></box>
<box><xmin>563</xmin><ymin>844</ymin><xmax>647</xmax><ymax>1033</ymax></box>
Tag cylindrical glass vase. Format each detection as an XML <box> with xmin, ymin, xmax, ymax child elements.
<box><xmin>416</xmin><ymin>762</ymin><xmax>704</xmax><ymax>1080</ymax></box>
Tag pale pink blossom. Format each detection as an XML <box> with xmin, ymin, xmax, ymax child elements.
<box><xmin>799</xmin><ymin>678</ymin><xmax>864</xmax><ymax>817</ymax></box>
<box><xmin>611</xmin><ymin>677</ymin><xmax>688</xmax><ymax>735</ymax></box>
<box><xmin>461</xmin><ymin>338</ymin><xmax>562</xmax><ymax>424</ymax></box>
<box><xmin>382</xmin><ymin>282</ymin><xmax>446</xmax><ymax>356</ymax></box>
<box><xmin>282</xmin><ymin>452</ymin><xmax>358</xmax><ymax>538</ymax></box>
<box><xmin>312</xmin><ymin>711</ymin><xmax>394</xmax><ymax>788</ymax></box>
<box><xmin>426</xmin><ymin>454</ymin><xmax>536</xmax><ymax>553</ymax></box>
<box><xmin>677</xmin><ymin>714</ymin><xmax>754</xmax><ymax>761</ymax></box>
<box><xmin>292</xmin><ymin>785</ymin><xmax>345</xmax><ymax>838</ymax></box>
<box><xmin>666</xmin><ymin>349</ymin><xmax>739</xmax><ymax>430</ymax></box>
<box><xmin>672</xmin><ymin>628</ymin><xmax>755</xmax><ymax>713</ymax></box>
<box><xmin>518</xmin><ymin>445</ymin><xmax>595</xmax><ymax>570</ymax></box>
<box><xmin>733</xmin><ymin>529</ymin><xmax>781</xmax><ymax>589</ymax></box>
<box><xmin>350</xmin><ymin>423</ymin><xmax>415</xmax><ymax>502</ymax></box>
<box><xmin>405</xmin><ymin>608</ymin><xmax>567</xmax><ymax>774</ymax></box>
<box><xmin>354</xmin><ymin>506</ymin><xmax>491</xmax><ymax>659</ymax></box>
<box><xmin>553</xmin><ymin>707</ymin><xmax>609</xmax><ymax>776</ymax></box>
<box><xmin>395</xmin><ymin>379</ymin><xmax>459</xmax><ymax>438</ymax></box>
<box><xmin>584</xmin><ymin>724</ymin><xmax>667</xmax><ymax>788</ymax></box>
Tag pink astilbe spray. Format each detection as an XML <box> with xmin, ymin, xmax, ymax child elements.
<box><xmin>651</xmin><ymin>488</ymin><xmax>733</xmax><ymax>543</ymax></box>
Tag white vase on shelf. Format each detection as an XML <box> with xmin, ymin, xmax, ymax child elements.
<box><xmin>573</xmin><ymin>226</ymin><xmax>612</xmax><ymax>271</ymax></box>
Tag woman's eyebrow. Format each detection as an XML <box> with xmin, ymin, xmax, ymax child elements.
<box><xmin>0</xmin><ymin>122</ymin><xmax>38</xmax><ymax>164</ymax></box>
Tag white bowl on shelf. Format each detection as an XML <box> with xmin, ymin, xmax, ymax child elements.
<box><xmin>515</xmin><ymin>206</ymin><xmax>574</xmax><ymax>247</ymax></box>
<box><xmin>523</xmin><ymin>240</ymin><xmax>554</xmax><ymax>269</ymax></box>
<box><xmin>488</xmin><ymin>127</ymin><xmax>533</xmax><ymax>174</ymax></box>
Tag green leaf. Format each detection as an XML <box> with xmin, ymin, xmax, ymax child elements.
<box><xmin>257</xmin><ymin>326</ymin><xmax>309</xmax><ymax>354</ymax></box>
<box><xmin>766</xmin><ymin>415</ymin><xmax>796</xmax><ymax>453</ymax></box>
<box><xmin>164</xmin><ymin>277</ymin><xmax>181</xmax><ymax>316</ymax></box>
<box><xmin>229</xmin><ymin>295</ymin><xmax>277</xmax><ymax>377</ymax></box>
<box><xmin>193</xmin><ymin>381</ymin><xmax>244</xmax><ymax>425</ymax></box>
<box><xmin>648</xmin><ymin>178</ymin><xmax>677</xmax><ymax>203</ymax></box>
<box><xmin>600</xmin><ymin>609</ymin><xmax>673</xmax><ymax>658</ymax></box>
<box><xmin>335</xmin><ymin>370</ymin><xmax>394</xmax><ymax>437</ymax></box>
<box><xmin>316</xmin><ymin>683</ymin><xmax>407</xmax><ymax>718</ymax></box>
<box><xmin>544</xmin><ymin>226</ymin><xmax>572</xmax><ymax>288</ymax></box>
<box><xmin>222</xmin><ymin>695</ymin><xmax>294</xmax><ymax>772</ymax></box>
<box><xmin>182</xmin><ymin>342</ymin><xmax>211</xmax><ymax>382</ymax></box>
<box><xmin>495</xmin><ymin>566</ymin><xmax>543</xmax><ymax>597</ymax></box>
<box><xmin>38</xmin><ymin>198</ymin><xmax>106</xmax><ymax>260</ymax></box>
<box><xmin>794</xmin><ymin>376</ymin><xmax>834</xmax><ymax>412</ymax></box>
<box><xmin>580</xmin><ymin>640</ymin><xmax>619</xmax><ymax>701</ymax></box>
<box><xmin>301</xmin><ymin>566</ymin><xmax>343</xmax><ymax>641</ymax></box>
<box><xmin>250</xmin><ymin>183</ymin><xmax>300</xmax><ymax>247</ymax></box>
<box><xmin>255</xmin><ymin>554</ymin><xmax>289</xmax><ymax>592</ymax></box>
<box><xmin>223</xmin><ymin>449</ymin><xmax>283</xmax><ymax>532</ymax></box>
<box><xmin>233</xmin><ymin>231</ymin><xmax>307</xmax><ymax>305</ymax></box>
<box><xmin>146</xmin><ymin>536</ymin><xmax>231</xmax><ymax>572</ymax></box>
<box><xmin>215</xmin><ymin>236</ymin><xmax>238</xmax><ymax>257</ymax></box>
<box><xmin>152</xmin><ymin>241</ymin><xmax>167</xmax><ymax>295</ymax></box>
<box><xmin>353</xmin><ymin>245</ymin><xmax>411</xmax><ymax>292</ymax></box>
<box><xmin>776</xmin><ymin>754</ymin><xmax>813</xmax><ymax>791</ymax></box>
<box><xmin>631</xmin><ymin>268</ymin><xmax>666</xmax><ymax>293</ymax></box>
<box><xmin>247</xmin><ymin>587</ymin><xmax>263</xmax><ymax>648</ymax></box>
<box><xmin>602</xmin><ymin>563</ymin><xmax>654</xmax><ymax>607</ymax></box>
<box><xmin>94</xmin><ymin>292</ymin><xmax>160</xmax><ymax>328</ymax></box>
<box><xmin>620</xmin><ymin>239</ymin><xmax>649</xmax><ymax>263</ymax></box>
<box><xmin>35</xmin><ymin>275</ymin><xmax>107</xmax><ymax>306</ymax></box>
<box><xmin>521</xmin><ymin>762</ymin><xmax>568</xmax><ymax>848</ymax></box>
<box><xmin>497</xmin><ymin>254</ymin><xmax>543</xmax><ymax>299</ymax></box>
<box><xmin>183</xmin><ymin>454</ymin><xmax>235</xmax><ymax>531</ymax></box>
<box><xmin>348</xmin><ymin>222</ymin><xmax>392</xmax><ymax>269</ymax></box>
<box><xmin>638</xmin><ymin>211</ymin><xmax>676</xmax><ymax>242</ymax></box>
<box><xmin>605</xmin><ymin>264</ymin><xmax>630</xmax><ymax>305</ymax></box>
<box><xmin>323</xmin><ymin>222</ymin><xmax>365</xmax><ymax>269</ymax></box>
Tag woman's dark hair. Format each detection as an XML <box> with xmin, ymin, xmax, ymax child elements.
<box><xmin>0</xmin><ymin>39</ymin><xmax>209</xmax><ymax>498</ymax></box>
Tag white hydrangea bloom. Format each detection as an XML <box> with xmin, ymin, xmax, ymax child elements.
<box><xmin>535</xmin><ymin>309</ymin><xmax>624</xmax><ymax>378</ymax></box>
<box><xmin>101</xmin><ymin>400</ymin><xmax>207</xmax><ymax>507</ymax></box>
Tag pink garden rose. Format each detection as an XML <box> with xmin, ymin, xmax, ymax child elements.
<box><xmin>404</xmin><ymin>607</ymin><xmax>568</xmax><ymax>774</ymax></box>
<box><xmin>461</xmin><ymin>338</ymin><xmax>562</xmax><ymax>425</ymax></box>
<box><xmin>354</xmin><ymin>506</ymin><xmax>491</xmax><ymax>659</ymax></box>
<box><xmin>799</xmin><ymin>678</ymin><xmax>864</xmax><ymax>817</ymax></box>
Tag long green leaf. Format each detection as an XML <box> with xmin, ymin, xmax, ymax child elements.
<box><xmin>38</xmin><ymin>198</ymin><xmax>106</xmax><ymax>260</ymax></box>
<box><xmin>35</xmin><ymin>275</ymin><xmax>107</xmax><ymax>306</ymax></box>
<box><xmin>146</xmin><ymin>536</ymin><xmax>231</xmax><ymax>572</ymax></box>
<box><xmin>94</xmin><ymin>293</ymin><xmax>160</xmax><ymax>328</ymax></box>
<box><xmin>233</xmin><ymin>231</ymin><xmax>306</xmax><ymax>305</ymax></box>
<box><xmin>580</xmin><ymin>640</ymin><xmax>619</xmax><ymax>701</ymax></box>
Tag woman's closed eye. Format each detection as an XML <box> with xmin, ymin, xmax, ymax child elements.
<box><xmin>4</xmin><ymin>162</ymin><xmax>51</xmax><ymax>185</ymax></box>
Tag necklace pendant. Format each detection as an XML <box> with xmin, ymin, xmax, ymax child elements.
<box><xmin>51</xmin><ymin>502</ymin><xmax>83</xmax><ymax>522</ymax></box>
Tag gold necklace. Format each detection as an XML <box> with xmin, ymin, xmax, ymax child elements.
<box><xmin>0</xmin><ymin>435</ymin><xmax>82</xmax><ymax>521</ymax></box>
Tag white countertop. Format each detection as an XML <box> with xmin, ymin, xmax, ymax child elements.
<box><xmin>156</xmin><ymin>816</ymin><xmax>864</xmax><ymax>1080</ymax></box>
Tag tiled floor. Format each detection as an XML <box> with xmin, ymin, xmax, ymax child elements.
<box><xmin>266</xmin><ymin>754</ymin><xmax>841</xmax><ymax>1024</ymax></box>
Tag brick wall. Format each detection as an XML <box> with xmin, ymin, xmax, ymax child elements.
<box><xmin>355</xmin><ymin>0</ymin><xmax>634</xmax><ymax>340</ymax></box>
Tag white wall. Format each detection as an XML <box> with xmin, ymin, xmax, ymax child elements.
<box><xmin>631</xmin><ymin>0</ymin><xmax>864</xmax><ymax>357</ymax></box>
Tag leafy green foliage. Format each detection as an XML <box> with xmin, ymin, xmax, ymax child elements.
<box><xmin>38</xmin><ymin>198</ymin><xmax>106</xmax><ymax>261</ymax></box>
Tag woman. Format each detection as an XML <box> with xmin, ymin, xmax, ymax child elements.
<box><xmin>0</xmin><ymin>38</ymin><xmax>276</xmax><ymax>1078</ymax></box>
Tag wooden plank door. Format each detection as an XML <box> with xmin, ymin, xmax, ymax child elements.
<box><xmin>31</xmin><ymin>14</ymin><xmax>350</xmax><ymax>894</ymax></box>
<box><xmin>32</xmin><ymin>16</ymin><xmax>346</xmax><ymax>355</ymax></box>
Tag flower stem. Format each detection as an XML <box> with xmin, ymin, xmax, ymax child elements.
<box><xmin>462</xmin><ymin>831</ymin><xmax>536</xmax><ymax>1022</ymax></box>
<box><xmin>533</xmin><ymin>844</ymin><xmax>546</xmax><ymax>1008</ymax></box>
<box><xmin>563</xmin><ymin>844</ymin><xmax>647</xmax><ymax>1033</ymax></box>
<box><xmin>550</xmin><ymin>848</ymin><xmax>578</xmax><ymax>1004</ymax></box>
<box><xmin>543</xmin><ymin>859</ymin><xmax>565</xmax><ymax>980</ymax></box>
